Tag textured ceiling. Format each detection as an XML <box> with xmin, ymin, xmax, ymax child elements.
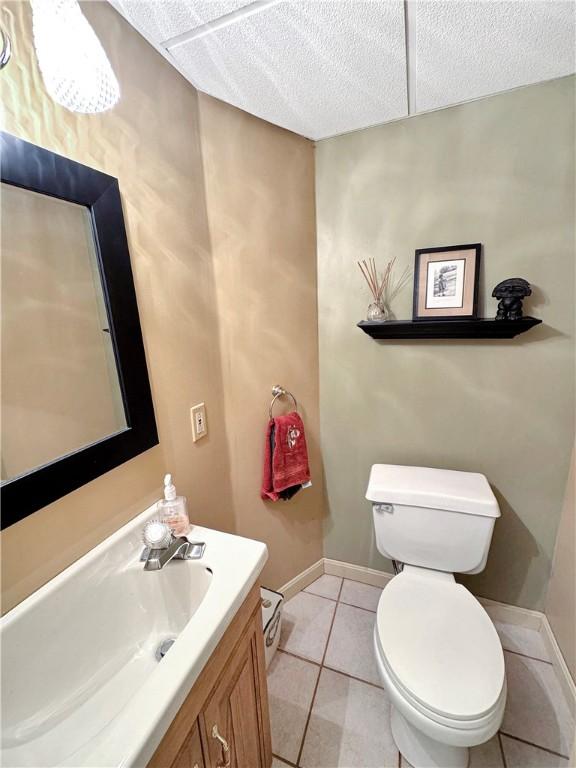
<box><xmin>111</xmin><ymin>0</ymin><xmax>576</xmax><ymax>141</ymax></box>
<box><xmin>170</xmin><ymin>1</ymin><xmax>408</xmax><ymax>139</ymax></box>
<box><xmin>117</xmin><ymin>0</ymin><xmax>253</xmax><ymax>42</ymax></box>
<box><xmin>413</xmin><ymin>1</ymin><xmax>576</xmax><ymax>113</ymax></box>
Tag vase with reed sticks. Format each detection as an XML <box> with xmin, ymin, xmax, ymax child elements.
<box><xmin>366</xmin><ymin>300</ymin><xmax>389</xmax><ymax>321</ymax></box>
<box><xmin>358</xmin><ymin>257</ymin><xmax>412</xmax><ymax>322</ymax></box>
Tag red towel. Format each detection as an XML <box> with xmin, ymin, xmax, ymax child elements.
<box><xmin>261</xmin><ymin>412</ymin><xmax>311</xmax><ymax>501</ymax></box>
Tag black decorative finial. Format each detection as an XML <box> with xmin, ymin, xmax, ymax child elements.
<box><xmin>492</xmin><ymin>278</ymin><xmax>532</xmax><ymax>321</ymax></box>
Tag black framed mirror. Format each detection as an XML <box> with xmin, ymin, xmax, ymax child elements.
<box><xmin>1</xmin><ymin>132</ymin><xmax>158</xmax><ymax>528</ymax></box>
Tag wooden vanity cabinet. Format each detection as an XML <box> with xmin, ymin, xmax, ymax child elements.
<box><xmin>148</xmin><ymin>583</ymin><xmax>272</xmax><ymax>768</ymax></box>
<box><xmin>171</xmin><ymin>721</ymin><xmax>205</xmax><ymax>768</ymax></box>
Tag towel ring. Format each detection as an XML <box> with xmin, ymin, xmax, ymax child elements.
<box><xmin>269</xmin><ymin>385</ymin><xmax>298</xmax><ymax>418</ymax></box>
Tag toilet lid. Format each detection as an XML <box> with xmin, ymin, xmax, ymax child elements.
<box><xmin>376</xmin><ymin>571</ymin><xmax>505</xmax><ymax>721</ymax></box>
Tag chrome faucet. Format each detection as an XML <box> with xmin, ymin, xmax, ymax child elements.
<box><xmin>140</xmin><ymin>526</ymin><xmax>205</xmax><ymax>571</ymax></box>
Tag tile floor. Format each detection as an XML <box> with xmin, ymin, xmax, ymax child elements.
<box><xmin>268</xmin><ymin>575</ymin><xmax>575</xmax><ymax>768</ymax></box>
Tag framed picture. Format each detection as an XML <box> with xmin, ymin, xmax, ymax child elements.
<box><xmin>412</xmin><ymin>243</ymin><xmax>481</xmax><ymax>321</ymax></box>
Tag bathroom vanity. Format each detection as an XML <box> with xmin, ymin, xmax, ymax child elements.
<box><xmin>149</xmin><ymin>581</ymin><xmax>271</xmax><ymax>768</ymax></box>
<box><xmin>1</xmin><ymin>506</ymin><xmax>270</xmax><ymax>768</ymax></box>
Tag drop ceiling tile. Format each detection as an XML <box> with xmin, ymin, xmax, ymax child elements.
<box><xmin>116</xmin><ymin>0</ymin><xmax>252</xmax><ymax>44</ymax></box>
<box><xmin>169</xmin><ymin>0</ymin><xmax>408</xmax><ymax>139</ymax></box>
<box><xmin>414</xmin><ymin>1</ymin><xmax>576</xmax><ymax>113</ymax></box>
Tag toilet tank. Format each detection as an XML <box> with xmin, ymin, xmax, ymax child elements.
<box><xmin>367</xmin><ymin>465</ymin><xmax>500</xmax><ymax>574</ymax></box>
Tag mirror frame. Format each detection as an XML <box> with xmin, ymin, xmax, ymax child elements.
<box><xmin>1</xmin><ymin>132</ymin><xmax>159</xmax><ymax>528</ymax></box>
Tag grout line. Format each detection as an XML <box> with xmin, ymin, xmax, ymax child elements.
<box><xmin>499</xmin><ymin>732</ymin><xmax>571</xmax><ymax>760</ymax></box>
<box><xmin>339</xmin><ymin>600</ymin><xmax>378</xmax><ymax>614</ymax></box>
<box><xmin>502</xmin><ymin>648</ymin><xmax>553</xmax><ymax>665</ymax></box>
<box><xmin>277</xmin><ymin>648</ymin><xmax>321</xmax><ymax>667</ymax></box>
<box><xmin>302</xmin><ymin>588</ymin><xmax>380</xmax><ymax>614</ymax></box>
<box><xmin>302</xmin><ymin>591</ymin><xmax>378</xmax><ymax>614</ymax></box>
<box><xmin>294</xmin><ymin>670</ymin><xmax>322</xmax><ymax>768</ymax></box>
<box><xmin>294</xmin><ymin>579</ymin><xmax>345</xmax><ymax>767</ymax></box>
<box><xmin>322</xmin><ymin>664</ymin><xmax>385</xmax><ymax>691</ymax></box>
<box><xmin>276</xmin><ymin>648</ymin><xmax>385</xmax><ymax>691</ymax></box>
<box><xmin>272</xmin><ymin>753</ymin><xmax>298</xmax><ymax>768</ymax></box>
<box><xmin>322</xmin><ymin>578</ymin><xmax>344</xmax><ymax>666</ymax></box>
<box><xmin>302</xmin><ymin>589</ymin><xmax>339</xmax><ymax>603</ymax></box>
<box><xmin>497</xmin><ymin>732</ymin><xmax>508</xmax><ymax>768</ymax></box>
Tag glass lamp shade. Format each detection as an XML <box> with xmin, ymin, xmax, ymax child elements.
<box><xmin>30</xmin><ymin>0</ymin><xmax>120</xmax><ymax>114</ymax></box>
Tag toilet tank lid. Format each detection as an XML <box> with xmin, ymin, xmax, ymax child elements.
<box><xmin>366</xmin><ymin>464</ymin><xmax>500</xmax><ymax>518</ymax></box>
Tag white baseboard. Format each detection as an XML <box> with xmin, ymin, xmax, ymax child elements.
<box><xmin>477</xmin><ymin>596</ymin><xmax>543</xmax><ymax>630</ymax></box>
<box><xmin>279</xmin><ymin>557</ymin><xmax>575</xmax><ymax>720</ymax></box>
<box><xmin>279</xmin><ymin>558</ymin><xmax>324</xmax><ymax>601</ymax></box>
<box><xmin>323</xmin><ymin>558</ymin><xmax>393</xmax><ymax>588</ymax></box>
<box><xmin>540</xmin><ymin>615</ymin><xmax>576</xmax><ymax>719</ymax></box>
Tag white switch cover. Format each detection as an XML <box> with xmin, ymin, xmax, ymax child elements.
<box><xmin>191</xmin><ymin>403</ymin><xmax>207</xmax><ymax>442</ymax></box>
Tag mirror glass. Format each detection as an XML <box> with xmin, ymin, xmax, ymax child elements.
<box><xmin>1</xmin><ymin>183</ymin><xmax>127</xmax><ymax>482</ymax></box>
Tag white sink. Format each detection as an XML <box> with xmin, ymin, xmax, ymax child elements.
<box><xmin>1</xmin><ymin>506</ymin><xmax>268</xmax><ymax>767</ymax></box>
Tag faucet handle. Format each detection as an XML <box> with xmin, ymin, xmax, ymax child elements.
<box><xmin>142</xmin><ymin>520</ymin><xmax>172</xmax><ymax>549</ymax></box>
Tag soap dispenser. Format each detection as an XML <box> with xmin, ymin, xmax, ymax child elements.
<box><xmin>157</xmin><ymin>474</ymin><xmax>190</xmax><ymax>537</ymax></box>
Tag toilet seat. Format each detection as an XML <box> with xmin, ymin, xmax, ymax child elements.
<box><xmin>376</xmin><ymin>568</ymin><xmax>505</xmax><ymax>725</ymax></box>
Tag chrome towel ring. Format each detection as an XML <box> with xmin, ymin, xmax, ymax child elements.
<box><xmin>269</xmin><ymin>385</ymin><xmax>298</xmax><ymax>419</ymax></box>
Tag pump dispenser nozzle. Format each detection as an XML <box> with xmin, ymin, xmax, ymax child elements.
<box><xmin>164</xmin><ymin>474</ymin><xmax>177</xmax><ymax>501</ymax></box>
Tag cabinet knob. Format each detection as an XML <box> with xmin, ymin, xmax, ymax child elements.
<box><xmin>211</xmin><ymin>724</ymin><xmax>231</xmax><ymax>768</ymax></box>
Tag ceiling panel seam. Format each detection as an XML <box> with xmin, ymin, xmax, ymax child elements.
<box><xmin>161</xmin><ymin>0</ymin><xmax>283</xmax><ymax>49</ymax></box>
<box><xmin>404</xmin><ymin>0</ymin><xmax>417</xmax><ymax>115</ymax></box>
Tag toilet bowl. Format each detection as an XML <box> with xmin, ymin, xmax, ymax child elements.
<box><xmin>366</xmin><ymin>464</ymin><xmax>507</xmax><ymax>768</ymax></box>
<box><xmin>373</xmin><ymin>566</ymin><xmax>506</xmax><ymax>768</ymax></box>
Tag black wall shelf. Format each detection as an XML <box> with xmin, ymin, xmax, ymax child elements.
<box><xmin>358</xmin><ymin>317</ymin><xmax>542</xmax><ymax>340</ymax></box>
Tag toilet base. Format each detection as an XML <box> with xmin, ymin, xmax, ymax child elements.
<box><xmin>391</xmin><ymin>707</ymin><xmax>469</xmax><ymax>768</ymax></box>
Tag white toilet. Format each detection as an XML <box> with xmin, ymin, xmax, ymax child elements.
<box><xmin>367</xmin><ymin>464</ymin><xmax>507</xmax><ymax>768</ymax></box>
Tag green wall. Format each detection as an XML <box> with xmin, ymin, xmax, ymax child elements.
<box><xmin>316</xmin><ymin>76</ymin><xmax>575</xmax><ymax>611</ymax></box>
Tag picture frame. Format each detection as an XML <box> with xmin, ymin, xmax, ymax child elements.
<box><xmin>412</xmin><ymin>243</ymin><xmax>481</xmax><ymax>321</ymax></box>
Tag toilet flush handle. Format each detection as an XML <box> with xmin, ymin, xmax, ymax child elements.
<box><xmin>373</xmin><ymin>503</ymin><xmax>394</xmax><ymax>514</ymax></box>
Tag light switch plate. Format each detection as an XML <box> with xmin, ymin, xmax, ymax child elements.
<box><xmin>191</xmin><ymin>402</ymin><xmax>207</xmax><ymax>442</ymax></box>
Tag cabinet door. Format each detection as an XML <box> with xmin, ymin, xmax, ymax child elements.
<box><xmin>200</xmin><ymin>614</ymin><xmax>270</xmax><ymax>768</ymax></box>
<box><xmin>171</xmin><ymin>720</ymin><xmax>205</xmax><ymax>768</ymax></box>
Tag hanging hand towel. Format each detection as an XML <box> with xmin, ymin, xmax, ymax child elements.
<box><xmin>261</xmin><ymin>411</ymin><xmax>311</xmax><ymax>501</ymax></box>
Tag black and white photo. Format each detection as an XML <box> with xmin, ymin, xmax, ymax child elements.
<box><xmin>413</xmin><ymin>244</ymin><xmax>481</xmax><ymax>321</ymax></box>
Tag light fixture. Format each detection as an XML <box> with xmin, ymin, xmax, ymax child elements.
<box><xmin>30</xmin><ymin>0</ymin><xmax>120</xmax><ymax>114</ymax></box>
<box><xmin>0</xmin><ymin>29</ymin><xmax>11</xmax><ymax>69</ymax></box>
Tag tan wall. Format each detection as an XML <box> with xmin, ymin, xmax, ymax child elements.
<box><xmin>316</xmin><ymin>77</ymin><xmax>575</xmax><ymax>611</ymax></box>
<box><xmin>545</xmin><ymin>444</ymin><xmax>576</xmax><ymax>681</ymax></box>
<box><xmin>198</xmin><ymin>95</ymin><xmax>323</xmax><ymax>589</ymax></box>
<box><xmin>1</xmin><ymin>1</ymin><xmax>322</xmax><ymax>612</ymax></box>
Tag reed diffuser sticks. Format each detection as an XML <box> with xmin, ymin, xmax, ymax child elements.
<box><xmin>358</xmin><ymin>257</ymin><xmax>412</xmax><ymax>322</ymax></box>
<box><xmin>357</xmin><ymin>257</ymin><xmax>396</xmax><ymax>304</ymax></box>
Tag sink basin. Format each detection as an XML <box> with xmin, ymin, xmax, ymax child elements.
<box><xmin>1</xmin><ymin>506</ymin><xmax>267</xmax><ymax>767</ymax></box>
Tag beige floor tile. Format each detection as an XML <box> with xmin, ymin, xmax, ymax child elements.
<box><xmin>300</xmin><ymin>668</ymin><xmax>398</xmax><ymax>768</ymax></box>
<box><xmin>493</xmin><ymin>621</ymin><xmax>550</xmax><ymax>662</ymax></box>
<box><xmin>304</xmin><ymin>574</ymin><xmax>342</xmax><ymax>600</ymax></box>
<box><xmin>501</xmin><ymin>651</ymin><xmax>575</xmax><ymax>757</ymax></box>
<box><xmin>501</xmin><ymin>735</ymin><xmax>570</xmax><ymax>767</ymax></box>
<box><xmin>272</xmin><ymin>758</ymin><xmax>293</xmax><ymax>768</ymax></box>
<box><xmin>324</xmin><ymin>603</ymin><xmax>381</xmax><ymax>686</ymax></box>
<box><xmin>279</xmin><ymin>592</ymin><xmax>336</xmax><ymax>663</ymax></box>
<box><xmin>401</xmin><ymin>735</ymin><xmax>504</xmax><ymax>767</ymax></box>
<box><xmin>267</xmin><ymin>650</ymin><xmax>320</xmax><ymax>764</ymax></box>
<box><xmin>469</xmin><ymin>736</ymin><xmax>506</xmax><ymax>767</ymax></box>
<box><xmin>339</xmin><ymin>579</ymin><xmax>382</xmax><ymax>612</ymax></box>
